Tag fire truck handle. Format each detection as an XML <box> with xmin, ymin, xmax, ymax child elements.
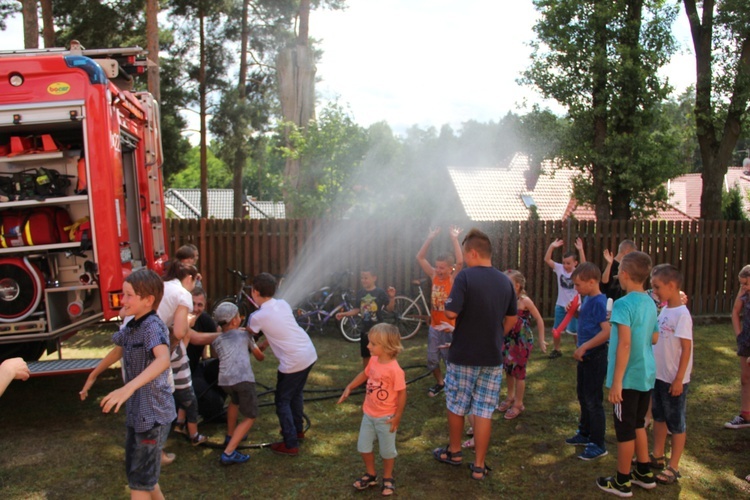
<box><xmin>140</xmin><ymin>194</ymin><xmax>147</xmax><ymax>212</ymax></box>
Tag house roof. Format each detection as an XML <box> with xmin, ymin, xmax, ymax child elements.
<box><xmin>164</xmin><ymin>189</ymin><xmax>285</xmax><ymax>219</ymax></box>
<box><xmin>667</xmin><ymin>167</ymin><xmax>750</xmax><ymax>219</ymax></box>
<box><xmin>449</xmin><ymin>153</ymin><xmax>699</xmax><ymax>221</ymax></box>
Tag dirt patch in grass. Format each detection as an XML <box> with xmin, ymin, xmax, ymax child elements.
<box><xmin>1</xmin><ymin>324</ymin><xmax>750</xmax><ymax>498</ymax></box>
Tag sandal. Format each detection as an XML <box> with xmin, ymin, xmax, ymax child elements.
<box><xmin>469</xmin><ymin>462</ymin><xmax>491</xmax><ymax>480</ymax></box>
<box><xmin>631</xmin><ymin>453</ymin><xmax>665</xmax><ymax>470</ymax></box>
<box><xmin>381</xmin><ymin>478</ymin><xmax>395</xmax><ymax>496</ymax></box>
<box><xmin>496</xmin><ymin>399</ymin><xmax>514</xmax><ymax>412</ymax></box>
<box><xmin>353</xmin><ymin>473</ymin><xmax>378</xmax><ymax>490</ymax></box>
<box><xmin>462</xmin><ymin>437</ymin><xmax>475</xmax><ymax>449</ymax></box>
<box><xmin>433</xmin><ymin>446</ymin><xmax>463</xmax><ymax>465</ymax></box>
<box><xmin>504</xmin><ymin>405</ymin><xmax>524</xmax><ymax>420</ymax></box>
<box><xmin>656</xmin><ymin>466</ymin><xmax>681</xmax><ymax>485</ymax></box>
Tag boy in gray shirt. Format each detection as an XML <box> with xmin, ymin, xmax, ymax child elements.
<box><xmin>212</xmin><ymin>302</ymin><xmax>266</xmax><ymax>465</ymax></box>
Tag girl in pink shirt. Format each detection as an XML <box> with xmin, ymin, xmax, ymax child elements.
<box><xmin>339</xmin><ymin>324</ymin><xmax>407</xmax><ymax>497</ymax></box>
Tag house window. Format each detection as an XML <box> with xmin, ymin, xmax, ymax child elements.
<box><xmin>521</xmin><ymin>195</ymin><xmax>536</xmax><ymax>208</ymax></box>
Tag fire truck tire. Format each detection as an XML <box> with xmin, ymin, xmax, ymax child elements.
<box><xmin>0</xmin><ymin>257</ymin><xmax>44</xmax><ymax>322</ymax></box>
<box><xmin>0</xmin><ymin>341</ymin><xmax>46</xmax><ymax>363</ymax></box>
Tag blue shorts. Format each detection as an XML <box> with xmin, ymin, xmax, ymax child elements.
<box><xmin>426</xmin><ymin>326</ymin><xmax>451</xmax><ymax>371</ymax></box>
<box><xmin>444</xmin><ymin>362</ymin><xmax>503</xmax><ymax>420</ymax></box>
<box><xmin>651</xmin><ymin>379</ymin><xmax>688</xmax><ymax>434</ymax></box>
<box><xmin>125</xmin><ymin>423</ymin><xmax>170</xmax><ymax>491</ymax></box>
<box><xmin>553</xmin><ymin>305</ymin><xmax>578</xmax><ymax>334</ymax></box>
<box><xmin>357</xmin><ymin>413</ymin><xmax>398</xmax><ymax>459</ymax></box>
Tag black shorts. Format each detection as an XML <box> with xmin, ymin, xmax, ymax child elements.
<box><xmin>173</xmin><ymin>386</ymin><xmax>199</xmax><ymax>423</ymax></box>
<box><xmin>360</xmin><ymin>327</ymin><xmax>372</xmax><ymax>358</ymax></box>
<box><xmin>222</xmin><ymin>382</ymin><xmax>258</xmax><ymax>419</ymax></box>
<box><xmin>612</xmin><ymin>388</ymin><xmax>652</xmax><ymax>442</ymax></box>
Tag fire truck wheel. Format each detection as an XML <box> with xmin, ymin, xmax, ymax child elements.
<box><xmin>0</xmin><ymin>257</ymin><xmax>44</xmax><ymax>322</ymax></box>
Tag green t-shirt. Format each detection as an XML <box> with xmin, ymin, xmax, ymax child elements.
<box><xmin>606</xmin><ymin>291</ymin><xmax>659</xmax><ymax>391</ymax></box>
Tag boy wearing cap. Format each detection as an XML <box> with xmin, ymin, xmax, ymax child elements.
<box><xmin>212</xmin><ymin>302</ymin><xmax>267</xmax><ymax>465</ymax></box>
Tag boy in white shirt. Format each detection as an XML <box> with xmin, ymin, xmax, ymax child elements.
<box><xmin>648</xmin><ymin>264</ymin><xmax>693</xmax><ymax>485</ymax></box>
<box><xmin>248</xmin><ymin>272</ymin><xmax>318</xmax><ymax>457</ymax></box>
<box><xmin>545</xmin><ymin>237</ymin><xmax>586</xmax><ymax>358</ymax></box>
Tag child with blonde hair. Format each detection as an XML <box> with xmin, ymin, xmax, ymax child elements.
<box><xmin>726</xmin><ymin>264</ymin><xmax>750</xmax><ymax>429</ymax></box>
<box><xmin>338</xmin><ymin>323</ymin><xmax>407</xmax><ymax>496</ymax></box>
<box><xmin>496</xmin><ymin>270</ymin><xmax>546</xmax><ymax>420</ymax></box>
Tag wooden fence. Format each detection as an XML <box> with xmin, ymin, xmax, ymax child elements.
<box><xmin>166</xmin><ymin>219</ymin><xmax>750</xmax><ymax>317</ymax></box>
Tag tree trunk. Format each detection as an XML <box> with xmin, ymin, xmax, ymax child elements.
<box><xmin>146</xmin><ymin>0</ymin><xmax>160</xmax><ymax>102</ymax></box>
<box><xmin>40</xmin><ymin>0</ymin><xmax>54</xmax><ymax>47</ymax></box>
<box><xmin>278</xmin><ymin>0</ymin><xmax>316</xmax><ymax>217</ymax></box>
<box><xmin>20</xmin><ymin>0</ymin><xmax>38</xmax><ymax>49</ymax></box>
<box><xmin>591</xmin><ymin>0</ymin><xmax>611</xmax><ymax>221</ymax></box>
<box><xmin>684</xmin><ymin>0</ymin><xmax>750</xmax><ymax>219</ymax></box>
<box><xmin>233</xmin><ymin>0</ymin><xmax>250</xmax><ymax>219</ymax></box>
<box><xmin>199</xmin><ymin>6</ymin><xmax>208</xmax><ymax>219</ymax></box>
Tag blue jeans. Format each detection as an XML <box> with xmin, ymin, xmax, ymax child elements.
<box><xmin>576</xmin><ymin>345</ymin><xmax>607</xmax><ymax>447</ymax></box>
<box><xmin>276</xmin><ymin>362</ymin><xmax>314</xmax><ymax>448</ymax></box>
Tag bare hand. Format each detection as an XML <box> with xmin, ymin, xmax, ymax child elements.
<box><xmin>680</xmin><ymin>291</ymin><xmax>688</xmax><ymax>306</ymax></box>
<box><xmin>449</xmin><ymin>225</ymin><xmax>463</xmax><ymax>239</ymax></box>
<box><xmin>100</xmin><ymin>386</ymin><xmax>133</xmax><ymax>414</ymax></box>
<box><xmin>608</xmin><ymin>384</ymin><xmax>623</xmax><ymax>404</ymax></box>
<box><xmin>551</xmin><ymin>239</ymin><xmax>564</xmax><ymax>248</ymax></box>
<box><xmin>337</xmin><ymin>387</ymin><xmax>350</xmax><ymax>404</ymax></box>
<box><xmin>669</xmin><ymin>380</ymin><xmax>684</xmax><ymax>397</ymax></box>
<box><xmin>387</xmin><ymin>286</ymin><xmax>396</xmax><ymax>298</ymax></box>
<box><xmin>79</xmin><ymin>377</ymin><xmax>95</xmax><ymax>401</ymax></box>
<box><xmin>428</xmin><ymin>227</ymin><xmax>442</xmax><ymax>239</ymax></box>
<box><xmin>574</xmin><ymin>237</ymin><xmax>584</xmax><ymax>251</ymax></box>
<box><xmin>1</xmin><ymin>357</ymin><xmax>30</xmax><ymax>381</ymax></box>
<box><xmin>603</xmin><ymin>249</ymin><xmax>614</xmax><ymax>264</ymax></box>
<box><xmin>539</xmin><ymin>339</ymin><xmax>548</xmax><ymax>354</ymax></box>
<box><xmin>387</xmin><ymin>415</ymin><xmax>400</xmax><ymax>432</ymax></box>
<box><xmin>573</xmin><ymin>346</ymin><xmax>585</xmax><ymax>361</ymax></box>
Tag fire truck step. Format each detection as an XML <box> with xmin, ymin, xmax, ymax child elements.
<box><xmin>27</xmin><ymin>358</ymin><xmax>101</xmax><ymax>377</ymax></box>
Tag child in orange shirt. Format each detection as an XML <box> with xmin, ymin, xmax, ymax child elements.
<box><xmin>338</xmin><ymin>324</ymin><xmax>407</xmax><ymax>497</ymax></box>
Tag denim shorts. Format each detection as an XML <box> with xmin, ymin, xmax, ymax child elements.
<box><xmin>357</xmin><ymin>413</ymin><xmax>398</xmax><ymax>459</ymax></box>
<box><xmin>173</xmin><ymin>386</ymin><xmax>199</xmax><ymax>423</ymax></box>
<box><xmin>125</xmin><ymin>423</ymin><xmax>170</xmax><ymax>491</ymax></box>
<box><xmin>426</xmin><ymin>326</ymin><xmax>451</xmax><ymax>371</ymax></box>
<box><xmin>651</xmin><ymin>379</ymin><xmax>688</xmax><ymax>434</ymax></box>
<box><xmin>553</xmin><ymin>305</ymin><xmax>578</xmax><ymax>334</ymax></box>
<box><xmin>444</xmin><ymin>362</ymin><xmax>503</xmax><ymax>419</ymax></box>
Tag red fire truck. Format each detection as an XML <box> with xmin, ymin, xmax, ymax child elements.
<box><xmin>0</xmin><ymin>43</ymin><xmax>167</xmax><ymax>373</ymax></box>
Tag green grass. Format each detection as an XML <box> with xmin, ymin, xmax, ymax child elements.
<box><xmin>1</xmin><ymin>323</ymin><xmax>750</xmax><ymax>499</ymax></box>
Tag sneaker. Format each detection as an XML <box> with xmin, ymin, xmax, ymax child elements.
<box><xmin>173</xmin><ymin>422</ymin><xmax>187</xmax><ymax>435</ymax></box>
<box><xmin>428</xmin><ymin>383</ymin><xmax>445</xmax><ymax>397</ymax></box>
<box><xmin>565</xmin><ymin>433</ymin><xmax>590</xmax><ymax>446</ymax></box>
<box><xmin>596</xmin><ymin>475</ymin><xmax>632</xmax><ymax>498</ymax></box>
<box><xmin>190</xmin><ymin>433</ymin><xmax>208</xmax><ymax>446</ymax></box>
<box><xmin>630</xmin><ymin>469</ymin><xmax>657</xmax><ymax>490</ymax></box>
<box><xmin>270</xmin><ymin>442</ymin><xmax>299</xmax><ymax>457</ymax></box>
<box><xmin>724</xmin><ymin>414</ymin><xmax>750</xmax><ymax>429</ymax></box>
<box><xmin>578</xmin><ymin>443</ymin><xmax>608</xmax><ymax>461</ymax></box>
<box><xmin>548</xmin><ymin>349</ymin><xmax>562</xmax><ymax>359</ymax></box>
<box><xmin>220</xmin><ymin>450</ymin><xmax>250</xmax><ymax>465</ymax></box>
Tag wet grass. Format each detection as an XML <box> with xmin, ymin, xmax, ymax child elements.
<box><xmin>1</xmin><ymin>323</ymin><xmax>749</xmax><ymax>499</ymax></box>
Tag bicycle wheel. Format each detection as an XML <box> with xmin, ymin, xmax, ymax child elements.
<box><xmin>392</xmin><ymin>296</ymin><xmax>423</xmax><ymax>340</ymax></box>
<box><xmin>340</xmin><ymin>316</ymin><xmax>361</xmax><ymax>343</ymax></box>
<box><xmin>294</xmin><ymin>307</ymin><xmax>313</xmax><ymax>333</ymax></box>
<box><xmin>212</xmin><ymin>297</ymin><xmax>254</xmax><ymax>327</ymax></box>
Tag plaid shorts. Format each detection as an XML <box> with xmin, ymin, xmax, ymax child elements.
<box><xmin>444</xmin><ymin>362</ymin><xmax>503</xmax><ymax>419</ymax></box>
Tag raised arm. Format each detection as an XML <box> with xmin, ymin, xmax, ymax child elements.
<box><xmin>545</xmin><ymin>239</ymin><xmax>563</xmax><ymax>269</ymax></box>
<box><xmin>449</xmin><ymin>225</ymin><xmax>464</xmax><ymax>275</ymax></box>
<box><xmin>416</xmin><ymin>227</ymin><xmax>441</xmax><ymax>278</ymax></box>
<box><xmin>574</xmin><ymin>237</ymin><xmax>586</xmax><ymax>263</ymax></box>
<box><xmin>602</xmin><ymin>249</ymin><xmax>614</xmax><ymax>284</ymax></box>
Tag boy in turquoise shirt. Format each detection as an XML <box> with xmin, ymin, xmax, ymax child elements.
<box><xmin>597</xmin><ymin>251</ymin><xmax>659</xmax><ymax>497</ymax></box>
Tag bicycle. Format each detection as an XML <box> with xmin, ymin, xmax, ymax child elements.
<box><xmin>391</xmin><ymin>279</ymin><xmax>431</xmax><ymax>340</ymax></box>
<box><xmin>211</xmin><ymin>268</ymin><xmax>258</xmax><ymax>327</ymax></box>
<box><xmin>292</xmin><ymin>271</ymin><xmax>362</xmax><ymax>342</ymax></box>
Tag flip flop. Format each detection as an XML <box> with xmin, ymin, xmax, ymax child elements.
<box><xmin>496</xmin><ymin>399</ymin><xmax>514</xmax><ymax>412</ymax></box>
<box><xmin>504</xmin><ymin>405</ymin><xmax>524</xmax><ymax>420</ymax></box>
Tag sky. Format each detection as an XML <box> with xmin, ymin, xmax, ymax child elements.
<box><xmin>0</xmin><ymin>0</ymin><xmax>697</xmax><ymax>136</ymax></box>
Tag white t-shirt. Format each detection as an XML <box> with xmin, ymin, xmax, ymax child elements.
<box><xmin>157</xmin><ymin>279</ymin><xmax>193</xmax><ymax>327</ymax></box>
<box><xmin>653</xmin><ymin>305</ymin><xmax>693</xmax><ymax>384</ymax></box>
<box><xmin>553</xmin><ymin>262</ymin><xmax>577</xmax><ymax>308</ymax></box>
<box><xmin>248</xmin><ymin>298</ymin><xmax>317</xmax><ymax>374</ymax></box>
